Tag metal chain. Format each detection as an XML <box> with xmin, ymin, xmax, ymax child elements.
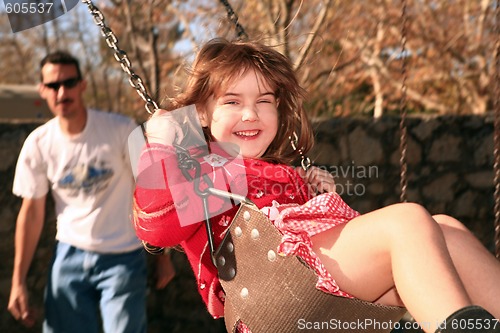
<box><xmin>218</xmin><ymin>0</ymin><xmax>249</xmax><ymax>40</ymax></box>
<box><xmin>493</xmin><ymin>0</ymin><xmax>500</xmax><ymax>260</ymax></box>
<box><xmin>398</xmin><ymin>0</ymin><xmax>409</xmax><ymax>203</ymax></box>
<box><xmin>81</xmin><ymin>0</ymin><xmax>159</xmax><ymax>114</ymax></box>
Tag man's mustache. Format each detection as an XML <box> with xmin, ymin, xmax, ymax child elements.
<box><xmin>56</xmin><ymin>98</ymin><xmax>73</xmax><ymax>105</ymax></box>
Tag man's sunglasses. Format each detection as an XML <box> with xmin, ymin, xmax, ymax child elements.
<box><xmin>43</xmin><ymin>77</ymin><xmax>81</xmax><ymax>91</ymax></box>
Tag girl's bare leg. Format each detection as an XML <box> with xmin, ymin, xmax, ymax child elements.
<box><xmin>432</xmin><ymin>214</ymin><xmax>500</xmax><ymax>318</ymax></box>
<box><xmin>311</xmin><ymin>202</ymin><xmax>471</xmax><ymax>332</ymax></box>
<box><xmin>364</xmin><ymin>214</ymin><xmax>500</xmax><ymax>318</ymax></box>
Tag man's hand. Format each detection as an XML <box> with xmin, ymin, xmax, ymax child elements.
<box><xmin>155</xmin><ymin>252</ymin><xmax>176</xmax><ymax>289</ymax></box>
<box><xmin>296</xmin><ymin>166</ymin><xmax>336</xmax><ymax>195</ymax></box>
<box><xmin>8</xmin><ymin>282</ymin><xmax>36</xmax><ymax>327</ymax></box>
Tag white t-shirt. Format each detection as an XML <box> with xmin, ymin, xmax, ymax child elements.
<box><xmin>13</xmin><ymin>109</ymin><xmax>142</xmax><ymax>253</ymax></box>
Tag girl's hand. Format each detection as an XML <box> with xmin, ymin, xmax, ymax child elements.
<box><xmin>145</xmin><ymin>109</ymin><xmax>184</xmax><ymax>146</ymax></box>
<box><xmin>155</xmin><ymin>251</ymin><xmax>176</xmax><ymax>289</ymax></box>
<box><xmin>296</xmin><ymin>166</ymin><xmax>336</xmax><ymax>195</ymax></box>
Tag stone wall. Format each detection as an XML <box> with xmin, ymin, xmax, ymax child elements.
<box><xmin>310</xmin><ymin>115</ymin><xmax>496</xmax><ymax>251</ymax></box>
<box><xmin>0</xmin><ymin>115</ymin><xmax>497</xmax><ymax>332</ymax></box>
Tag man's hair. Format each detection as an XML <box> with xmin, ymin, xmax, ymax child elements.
<box><xmin>39</xmin><ymin>51</ymin><xmax>82</xmax><ymax>81</ymax></box>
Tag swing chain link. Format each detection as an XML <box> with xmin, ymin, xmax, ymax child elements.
<box><xmin>493</xmin><ymin>0</ymin><xmax>500</xmax><ymax>260</ymax></box>
<box><xmin>81</xmin><ymin>0</ymin><xmax>159</xmax><ymax>114</ymax></box>
<box><xmin>218</xmin><ymin>0</ymin><xmax>249</xmax><ymax>40</ymax></box>
<box><xmin>398</xmin><ymin>0</ymin><xmax>409</xmax><ymax>203</ymax></box>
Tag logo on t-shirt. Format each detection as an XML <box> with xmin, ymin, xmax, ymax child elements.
<box><xmin>58</xmin><ymin>160</ymin><xmax>113</xmax><ymax>196</ymax></box>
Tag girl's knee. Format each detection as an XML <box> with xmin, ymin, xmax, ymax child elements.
<box><xmin>382</xmin><ymin>202</ymin><xmax>442</xmax><ymax>237</ymax></box>
<box><xmin>432</xmin><ymin>214</ymin><xmax>468</xmax><ymax>231</ymax></box>
<box><xmin>385</xmin><ymin>202</ymin><xmax>432</xmax><ymax>224</ymax></box>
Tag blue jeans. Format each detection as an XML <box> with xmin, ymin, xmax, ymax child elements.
<box><xmin>43</xmin><ymin>242</ymin><xmax>147</xmax><ymax>333</ymax></box>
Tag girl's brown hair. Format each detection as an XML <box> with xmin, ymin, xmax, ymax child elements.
<box><xmin>169</xmin><ymin>38</ymin><xmax>314</xmax><ymax>164</ymax></box>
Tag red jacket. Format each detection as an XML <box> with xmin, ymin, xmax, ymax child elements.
<box><xmin>134</xmin><ymin>143</ymin><xmax>310</xmax><ymax>317</ymax></box>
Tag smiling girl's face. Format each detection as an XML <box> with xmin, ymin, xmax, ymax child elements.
<box><xmin>199</xmin><ymin>69</ymin><xmax>279</xmax><ymax>159</ymax></box>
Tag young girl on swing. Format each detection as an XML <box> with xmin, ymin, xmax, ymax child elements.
<box><xmin>132</xmin><ymin>38</ymin><xmax>500</xmax><ymax>333</ymax></box>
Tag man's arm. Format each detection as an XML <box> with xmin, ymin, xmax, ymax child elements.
<box><xmin>8</xmin><ymin>196</ymin><xmax>46</xmax><ymax>327</ymax></box>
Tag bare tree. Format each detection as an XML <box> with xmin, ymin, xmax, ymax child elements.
<box><xmin>215</xmin><ymin>0</ymin><xmax>498</xmax><ymax>117</ymax></box>
<box><xmin>0</xmin><ymin>0</ymin><xmax>497</xmax><ymax>118</ymax></box>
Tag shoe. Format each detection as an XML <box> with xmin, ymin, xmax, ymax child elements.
<box><xmin>435</xmin><ymin>306</ymin><xmax>500</xmax><ymax>333</ymax></box>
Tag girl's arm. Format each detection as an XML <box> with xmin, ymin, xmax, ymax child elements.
<box><xmin>133</xmin><ymin>143</ymin><xmax>200</xmax><ymax>247</ymax></box>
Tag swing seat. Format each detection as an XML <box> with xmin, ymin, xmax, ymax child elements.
<box><xmin>215</xmin><ymin>202</ymin><xmax>407</xmax><ymax>333</ymax></box>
